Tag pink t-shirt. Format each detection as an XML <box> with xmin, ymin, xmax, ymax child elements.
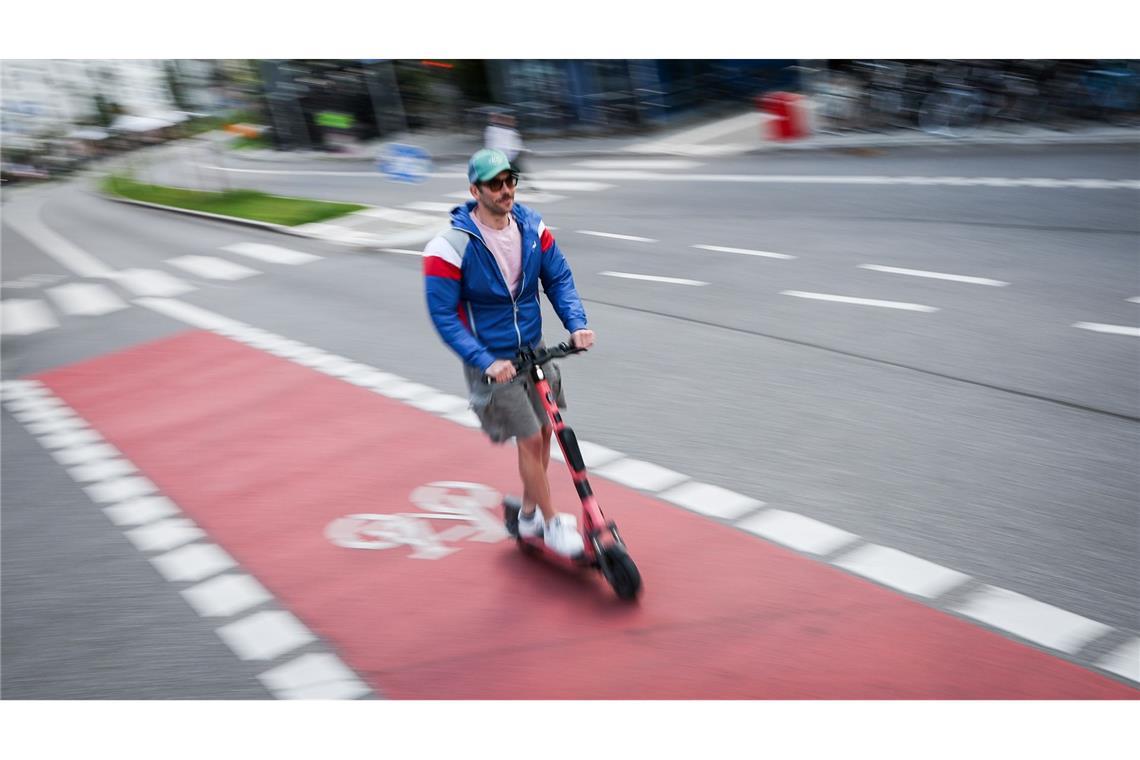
<box><xmin>471</xmin><ymin>212</ymin><xmax>522</xmax><ymax>296</ymax></box>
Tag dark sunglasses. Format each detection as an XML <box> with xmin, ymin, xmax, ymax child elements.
<box><xmin>481</xmin><ymin>173</ymin><xmax>519</xmax><ymax>192</ymax></box>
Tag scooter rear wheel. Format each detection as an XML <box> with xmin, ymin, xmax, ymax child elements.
<box><xmin>600</xmin><ymin>545</ymin><xmax>641</xmax><ymax>600</ymax></box>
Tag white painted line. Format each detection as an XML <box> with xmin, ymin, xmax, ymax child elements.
<box><xmin>68</xmin><ymin>458</ymin><xmax>137</xmax><ymax>483</ymax></box>
<box><xmin>110</xmin><ymin>268</ymin><xmax>195</xmax><ymax>297</ymax></box>
<box><xmin>2</xmin><ymin>299</ymin><xmax>58</xmax><ymax>336</ymax></box>
<box><xmin>1095</xmin><ymin>637</ymin><xmax>1140</xmax><ymax>683</ymax></box>
<box><xmin>952</xmin><ymin>585</ymin><xmax>1113</xmax><ymax>655</ymax></box>
<box><xmin>84</xmin><ymin>475</ymin><xmax>157</xmax><ymax>504</ymax></box>
<box><xmin>575</xmin><ymin>159</ymin><xmax>703</xmax><ymax>170</ymax></box>
<box><xmin>402</xmin><ymin>202</ymin><xmax>456</xmax><ymax>213</ymax></box>
<box><xmin>46</xmin><ymin>283</ymin><xmax>129</xmax><ymax>316</ymax></box>
<box><xmin>858</xmin><ymin>264</ymin><xmax>1010</xmax><ymax>287</ymax></box>
<box><xmin>136</xmin><ymin>297</ymin><xmax>248</xmax><ymax>332</ymax></box>
<box><xmin>526</xmin><ymin>180</ymin><xmax>616</xmax><ymax>192</ymax></box>
<box><xmin>166</xmin><ymin>255</ymin><xmax>260</xmax><ymax>281</ymax></box>
<box><xmin>0</xmin><ymin>380</ymin><xmax>47</xmax><ymax>399</ymax></box>
<box><xmin>1126</xmin><ymin>297</ymin><xmax>1140</xmax><ymax>304</ymax></box>
<box><xmin>355</xmin><ymin>207</ymin><xmax>439</xmax><ymax>225</ymax></box>
<box><xmin>5</xmin><ymin>395</ymin><xmax>66</xmax><ymax>413</ymax></box>
<box><xmin>833</xmin><ymin>544</ymin><xmax>971</xmax><ymax>599</ymax></box>
<box><xmin>3</xmin><ymin>204</ymin><xmax>115</xmax><ymax>278</ymax></box>
<box><xmin>345</xmin><ymin>370</ymin><xmax>407</xmax><ymax>393</ymax></box>
<box><xmin>103</xmin><ymin>496</ymin><xmax>181</xmax><ymax>527</ymax></box>
<box><xmin>11</xmin><ymin>404</ymin><xmax>77</xmax><ymax>424</ymax></box>
<box><xmin>373</xmin><ymin>381</ymin><xmax>437</xmax><ymax>401</ymax></box>
<box><xmin>26</xmin><ymin>416</ymin><xmax>87</xmax><ymax>435</ymax></box>
<box><xmin>692</xmin><ymin>244</ymin><xmax>795</xmax><ymax>260</ymax></box>
<box><xmin>658</xmin><ymin>481</ymin><xmax>764</xmax><ymax>521</ymax></box>
<box><xmin>781</xmin><ymin>291</ymin><xmax>939</xmax><ymax>312</ymax></box>
<box><xmin>407</xmin><ymin>393</ymin><xmax>471</xmax><ymax>415</ymax></box>
<box><xmin>151</xmin><ymin>543</ymin><xmax>237</xmax><ymax>583</ymax></box>
<box><xmin>536</xmin><ymin>170</ymin><xmax>1140</xmax><ymax>189</ymax></box>
<box><xmin>37</xmin><ymin>428</ymin><xmax>102</xmax><ymax>450</ymax></box>
<box><xmin>258</xmin><ymin>653</ymin><xmax>371</xmax><ymax>699</ymax></box>
<box><xmin>550</xmin><ymin>440</ymin><xmax>625</xmax><ymax>468</ymax></box>
<box><xmin>216</xmin><ymin>610</ymin><xmax>316</xmax><ymax>661</ymax></box>
<box><xmin>737</xmin><ymin>509</ymin><xmax>860</xmax><ymax>556</ymax></box>
<box><xmin>578</xmin><ymin>230</ymin><xmax>656</xmax><ymax>243</ymax></box>
<box><xmin>514</xmin><ymin>192</ymin><xmax>567</xmax><ymax>204</ymax></box>
<box><xmin>379</xmin><ymin>248</ymin><xmax>424</xmax><ymax>256</ymax></box>
<box><xmin>50</xmin><ymin>442</ymin><xmax>120</xmax><ymax>467</ymax></box>
<box><xmin>1072</xmin><ymin>322</ymin><xmax>1140</xmax><ymax>337</ymax></box>
<box><xmin>182</xmin><ymin>574</ymin><xmax>273</xmax><ymax>618</ymax></box>
<box><xmin>123</xmin><ymin>518</ymin><xmax>206</xmax><ymax>553</ymax></box>
<box><xmin>222</xmin><ymin>243</ymin><xmax>321</xmax><ymax>265</ymax></box>
<box><xmin>600</xmin><ymin>271</ymin><xmax>708</xmax><ymax>286</ymax></box>
<box><xmin>593</xmin><ymin>458</ymin><xmax>689</xmax><ymax>492</ymax></box>
<box><xmin>443</xmin><ymin>409</ymin><xmax>482</xmax><ymax>428</ymax></box>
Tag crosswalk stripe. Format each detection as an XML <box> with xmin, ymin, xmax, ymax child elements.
<box><xmin>166</xmin><ymin>256</ymin><xmax>260</xmax><ymax>281</ymax></box>
<box><xmin>111</xmin><ymin>269</ymin><xmax>196</xmax><ymax>297</ymax></box>
<box><xmin>46</xmin><ymin>283</ymin><xmax>129</xmax><ymax>316</ymax></box>
<box><xmin>221</xmin><ymin>243</ymin><xmax>321</xmax><ymax>265</ymax></box>
<box><xmin>574</xmin><ymin>159</ymin><xmax>703</xmax><ymax>170</ymax></box>
<box><xmin>401</xmin><ymin>202</ymin><xmax>456</xmax><ymax>213</ymax></box>
<box><xmin>1</xmin><ymin>299</ymin><xmax>59</xmax><ymax>335</ymax></box>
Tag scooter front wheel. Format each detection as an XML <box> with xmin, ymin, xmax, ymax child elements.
<box><xmin>600</xmin><ymin>544</ymin><xmax>641</xmax><ymax>601</ymax></box>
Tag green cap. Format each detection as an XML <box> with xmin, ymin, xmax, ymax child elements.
<box><xmin>467</xmin><ymin>148</ymin><xmax>514</xmax><ymax>184</ymax></box>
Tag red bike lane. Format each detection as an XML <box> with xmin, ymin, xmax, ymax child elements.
<box><xmin>35</xmin><ymin>329</ymin><xmax>1138</xmax><ymax>699</ymax></box>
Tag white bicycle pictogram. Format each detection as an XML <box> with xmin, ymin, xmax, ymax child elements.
<box><xmin>325</xmin><ymin>481</ymin><xmax>509</xmax><ymax>559</ymax></box>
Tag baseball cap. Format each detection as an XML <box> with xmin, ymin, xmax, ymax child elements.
<box><xmin>467</xmin><ymin>148</ymin><xmax>514</xmax><ymax>184</ymax></box>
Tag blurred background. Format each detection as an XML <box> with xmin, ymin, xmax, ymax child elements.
<box><xmin>3</xmin><ymin>58</ymin><xmax>1139</xmax><ymax>178</ymax></box>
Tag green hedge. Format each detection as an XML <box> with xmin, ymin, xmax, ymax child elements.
<box><xmin>102</xmin><ymin>176</ymin><xmax>366</xmax><ymax>227</ymax></box>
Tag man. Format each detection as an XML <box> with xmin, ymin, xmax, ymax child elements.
<box><xmin>483</xmin><ymin>112</ymin><xmax>538</xmax><ymax>190</ymax></box>
<box><xmin>423</xmin><ymin>148</ymin><xmax>595</xmax><ymax>557</ymax></box>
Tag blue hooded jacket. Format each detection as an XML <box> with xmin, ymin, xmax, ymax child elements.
<box><xmin>423</xmin><ymin>201</ymin><xmax>588</xmax><ymax>373</ymax></box>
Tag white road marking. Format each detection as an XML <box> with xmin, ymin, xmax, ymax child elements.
<box><xmin>26</xmin><ymin>415</ymin><xmax>87</xmax><ymax>435</ymax></box>
<box><xmin>1095</xmin><ymin>637</ymin><xmax>1140</xmax><ymax>683</ymax></box>
<box><xmin>380</xmin><ymin>248</ymin><xmax>424</xmax><ymax>256</ymax></box>
<box><xmin>84</xmin><ymin>475</ymin><xmax>157</xmax><ymax>504</ymax></box>
<box><xmin>151</xmin><ymin>543</ymin><xmax>237</xmax><ymax>583</ymax></box>
<box><xmin>68</xmin><ymin>458</ymin><xmax>136</xmax><ymax>483</ymax></box>
<box><xmin>692</xmin><ymin>244</ymin><xmax>796</xmax><ymax>260</ymax></box>
<box><xmin>407</xmin><ymin>393</ymin><xmax>471</xmax><ymax>415</ymax></box>
<box><xmin>11</xmin><ymin>403</ymin><xmax>76</xmax><ymax>424</ymax></box>
<box><xmin>1126</xmin><ymin>297</ymin><xmax>1140</xmax><ymax>304</ymax></box>
<box><xmin>658</xmin><ymin>481</ymin><xmax>764</xmax><ymax>521</ymax></box>
<box><xmin>48</xmin><ymin>444</ymin><xmax>112</xmax><ymax>469</ymax></box>
<box><xmin>3</xmin><ymin>203</ymin><xmax>115</xmax><ymax>277</ymax></box>
<box><xmin>374</xmin><ymin>380</ymin><xmax>437</xmax><ymax>402</ymax></box>
<box><xmin>402</xmin><ymin>202</ymin><xmax>456</xmax><ymax>213</ymax></box>
<box><xmin>443</xmin><ymin>409</ymin><xmax>482</xmax><ymax>428</ymax></box>
<box><xmin>523</xmin><ymin>180</ymin><xmax>614</xmax><ymax>192</ymax></box>
<box><xmin>781</xmin><ymin>291</ymin><xmax>940</xmax><ymax>312</ymax></box>
<box><xmin>550</xmin><ymin>440</ymin><xmax>625</xmax><ymax>468</ymax></box>
<box><xmin>38</xmin><ymin>428</ymin><xmax>102</xmax><ymax>450</ymax></box>
<box><xmin>354</xmin><ymin>207</ymin><xmax>439</xmax><ymax>225</ymax></box>
<box><xmin>2</xmin><ymin>299</ymin><xmax>59</xmax><ymax>335</ymax></box>
<box><xmin>577</xmin><ymin>230</ymin><xmax>656</xmax><ymax>243</ymax></box>
<box><xmin>222</xmin><ymin>242</ymin><xmax>321</xmax><ymax>265</ymax></box>
<box><xmin>182</xmin><ymin>574</ymin><xmax>273</xmax><ymax>618</ymax></box>
<box><xmin>592</xmin><ymin>458</ymin><xmax>688</xmax><ymax>492</ymax></box>
<box><xmin>123</xmin><ymin>518</ymin><xmax>206</xmax><ymax>553</ymax></box>
<box><xmin>0</xmin><ymin>379</ymin><xmax>48</xmax><ymax>399</ymax></box>
<box><xmin>110</xmin><ymin>268</ymin><xmax>195</xmax><ymax>297</ymax></box>
<box><xmin>258</xmin><ymin>653</ymin><xmax>371</xmax><ymax>699</ymax></box>
<box><xmin>103</xmin><ymin>496</ymin><xmax>181</xmax><ymax>527</ymax></box>
<box><xmin>737</xmin><ymin>509</ymin><xmax>860</xmax><ymax>556</ymax></box>
<box><xmin>858</xmin><ymin>264</ymin><xmax>1010</xmax><ymax>287</ymax></box>
<box><xmin>1072</xmin><ymin>322</ymin><xmax>1140</xmax><ymax>337</ymax></box>
<box><xmin>46</xmin><ymin>283</ymin><xmax>129</xmax><ymax>316</ymax></box>
<box><xmin>166</xmin><ymin>256</ymin><xmax>260</xmax><ymax>281</ymax></box>
<box><xmin>574</xmin><ymin>159</ymin><xmax>703</xmax><ymax>170</ymax></box>
<box><xmin>136</xmin><ymin>297</ymin><xmax>248</xmax><ymax>332</ymax></box>
<box><xmin>833</xmin><ymin>544</ymin><xmax>972</xmax><ymax>599</ymax></box>
<box><xmin>514</xmin><ymin>191</ymin><xmax>568</xmax><ymax>204</ymax></box>
<box><xmin>600</xmin><ymin>271</ymin><xmax>708</xmax><ymax>286</ymax></box>
<box><xmin>629</xmin><ymin>111</ymin><xmax>764</xmax><ymax>149</ymax></box>
<box><xmin>5</xmin><ymin>395</ymin><xmax>65</xmax><ymax>414</ymax></box>
<box><xmin>216</xmin><ymin>610</ymin><xmax>316</xmax><ymax>661</ymax></box>
<box><xmin>952</xmin><ymin>585</ymin><xmax>1113</xmax><ymax>655</ymax></box>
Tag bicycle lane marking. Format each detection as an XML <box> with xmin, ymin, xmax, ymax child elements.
<box><xmin>30</xmin><ymin>329</ymin><xmax>1138</xmax><ymax>699</ymax></box>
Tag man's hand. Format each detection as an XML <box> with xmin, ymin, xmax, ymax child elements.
<box><xmin>570</xmin><ymin>329</ymin><xmax>595</xmax><ymax>350</ymax></box>
<box><xmin>485</xmin><ymin>359</ymin><xmax>517</xmax><ymax>384</ymax></box>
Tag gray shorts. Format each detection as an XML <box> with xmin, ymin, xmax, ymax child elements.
<box><xmin>463</xmin><ymin>357</ymin><xmax>566</xmax><ymax>444</ymax></box>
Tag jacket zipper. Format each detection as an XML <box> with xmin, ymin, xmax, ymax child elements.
<box><xmin>459</xmin><ymin>221</ymin><xmax>525</xmax><ymax>351</ymax></box>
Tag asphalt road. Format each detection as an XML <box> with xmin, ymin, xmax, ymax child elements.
<box><xmin>2</xmin><ymin>141</ymin><xmax>1137</xmax><ymax>698</ymax></box>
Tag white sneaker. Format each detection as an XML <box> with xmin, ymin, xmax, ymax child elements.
<box><xmin>517</xmin><ymin>508</ymin><xmax>545</xmax><ymax>539</ymax></box>
<box><xmin>544</xmin><ymin>513</ymin><xmax>585</xmax><ymax>557</ymax></box>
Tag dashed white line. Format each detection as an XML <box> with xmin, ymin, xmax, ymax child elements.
<box><xmin>781</xmin><ymin>291</ymin><xmax>939</xmax><ymax>312</ymax></box>
<box><xmin>2</xmin><ymin>299</ymin><xmax>59</xmax><ymax>335</ymax></box>
<box><xmin>737</xmin><ymin>509</ymin><xmax>860</xmax><ymax>556</ymax></box>
<box><xmin>123</xmin><ymin>518</ymin><xmax>206</xmax><ymax>553</ymax></box>
<box><xmin>401</xmin><ymin>202</ymin><xmax>456</xmax><ymax>213</ymax></box>
<box><xmin>257</xmin><ymin>652</ymin><xmax>371</xmax><ymax>700</ymax></box>
<box><xmin>578</xmin><ymin>230</ymin><xmax>656</xmax><ymax>243</ymax></box>
<box><xmin>216</xmin><ymin>610</ymin><xmax>316</xmax><ymax>661</ymax></box>
<box><xmin>84</xmin><ymin>475</ymin><xmax>158</xmax><ymax>504</ymax></box>
<box><xmin>600</xmin><ymin>271</ymin><xmax>708</xmax><ymax>286</ymax></box>
<box><xmin>379</xmin><ymin>248</ymin><xmax>424</xmax><ymax>256</ymax></box>
<box><xmin>46</xmin><ymin>283</ymin><xmax>129</xmax><ymax>316</ymax></box>
<box><xmin>592</xmin><ymin>458</ymin><xmax>688</xmax><ymax>492</ymax></box>
<box><xmin>222</xmin><ymin>242</ymin><xmax>322</xmax><ymax>265</ymax></box>
<box><xmin>68</xmin><ymin>457</ymin><xmax>136</xmax><ymax>483</ymax></box>
<box><xmin>1096</xmin><ymin>638</ymin><xmax>1140</xmax><ymax>682</ymax></box>
<box><xmin>550</xmin><ymin>440</ymin><xmax>625</xmax><ymax>468</ymax></box>
<box><xmin>658</xmin><ymin>481</ymin><xmax>764</xmax><ymax>521</ymax></box>
<box><xmin>151</xmin><ymin>543</ymin><xmax>237</xmax><ymax>583</ymax></box>
<box><xmin>692</xmin><ymin>244</ymin><xmax>796</xmax><ymax>260</ymax></box>
<box><xmin>858</xmin><ymin>264</ymin><xmax>1010</xmax><ymax>287</ymax></box>
<box><xmin>103</xmin><ymin>495</ymin><xmax>181</xmax><ymax>527</ymax></box>
<box><xmin>181</xmin><ymin>574</ymin><xmax>273</xmax><ymax>618</ymax></box>
<box><xmin>952</xmin><ymin>585</ymin><xmax>1113</xmax><ymax>655</ymax></box>
<box><xmin>166</xmin><ymin>256</ymin><xmax>260</xmax><ymax>281</ymax></box>
<box><xmin>833</xmin><ymin>543</ymin><xmax>972</xmax><ymax>599</ymax></box>
<box><xmin>1126</xmin><ymin>297</ymin><xmax>1140</xmax><ymax>304</ymax></box>
<box><xmin>574</xmin><ymin>159</ymin><xmax>703</xmax><ymax>170</ymax></box>
<box><xmin>1072</xmin><ymin>322</ymin><xmax>1140</xmax><ymax>337</ymax></box>
<box><xmin>110</xmin><ymin>268</ymin><xmax>195</xmax><ymax>297</ymax></box>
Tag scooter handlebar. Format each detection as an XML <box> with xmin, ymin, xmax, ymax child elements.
<box><xmin>482</xmin><ymin>342</ymin><xmax>586</xmax><ymax>384</ymax></box>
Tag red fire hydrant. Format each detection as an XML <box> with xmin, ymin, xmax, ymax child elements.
<box><xmin>757</xmin><ymin>92</ymin><xmax>809</xmax><ymax>141</ymax></box>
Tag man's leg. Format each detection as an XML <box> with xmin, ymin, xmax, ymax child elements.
<box><xmin>518</xmin><ymin>426</ymin><xmax>555</xmax><ymax>521</ymax></box>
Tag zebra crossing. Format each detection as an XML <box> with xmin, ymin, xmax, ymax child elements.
<box><xmin>1</xmin><ymin>243</ymin><xmax>325</xmax><ymax>338</ymax></box>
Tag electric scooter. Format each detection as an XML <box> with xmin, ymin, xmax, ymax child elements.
<box><xmin>487</xmin><ymin>342</ymin><xmax>642</xmax><ymax>601</ymax></box>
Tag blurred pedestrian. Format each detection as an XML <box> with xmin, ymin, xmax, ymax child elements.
<box><xmin>423</xmin><ymin>148</ymin><xmax>594</xmax><ymax>557</ymax></box>
<box><xmin>484</xmin><ymin>112</ymin><xmax>539</xmax><ymax>190</ymax></box>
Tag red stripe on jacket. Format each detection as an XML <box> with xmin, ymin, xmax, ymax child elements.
<box><xmin>424</xmin><ymin>255</ymin><xmax>461</xmax><ymax>280</ymax></box>
<box><xmin>540</xmin><ymin>227</ymin><xmax>555</xmax><ymax>253</ymax></box>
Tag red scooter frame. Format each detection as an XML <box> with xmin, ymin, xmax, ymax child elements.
<box><xmin>490</xmin><ymin>342</ymin><xmax>641</xmax><ymax>600</ymax></box>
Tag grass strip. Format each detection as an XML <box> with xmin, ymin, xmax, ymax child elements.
<box><xmin>102</xmin><ymin>175</ymin><xmax>366</xmax><ymax>227</ymax></box>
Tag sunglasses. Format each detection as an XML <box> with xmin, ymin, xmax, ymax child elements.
<box><xmin>480</xmin><ymin>173</ymin><xmax>519</xmax><ymax>192</ymax></box>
